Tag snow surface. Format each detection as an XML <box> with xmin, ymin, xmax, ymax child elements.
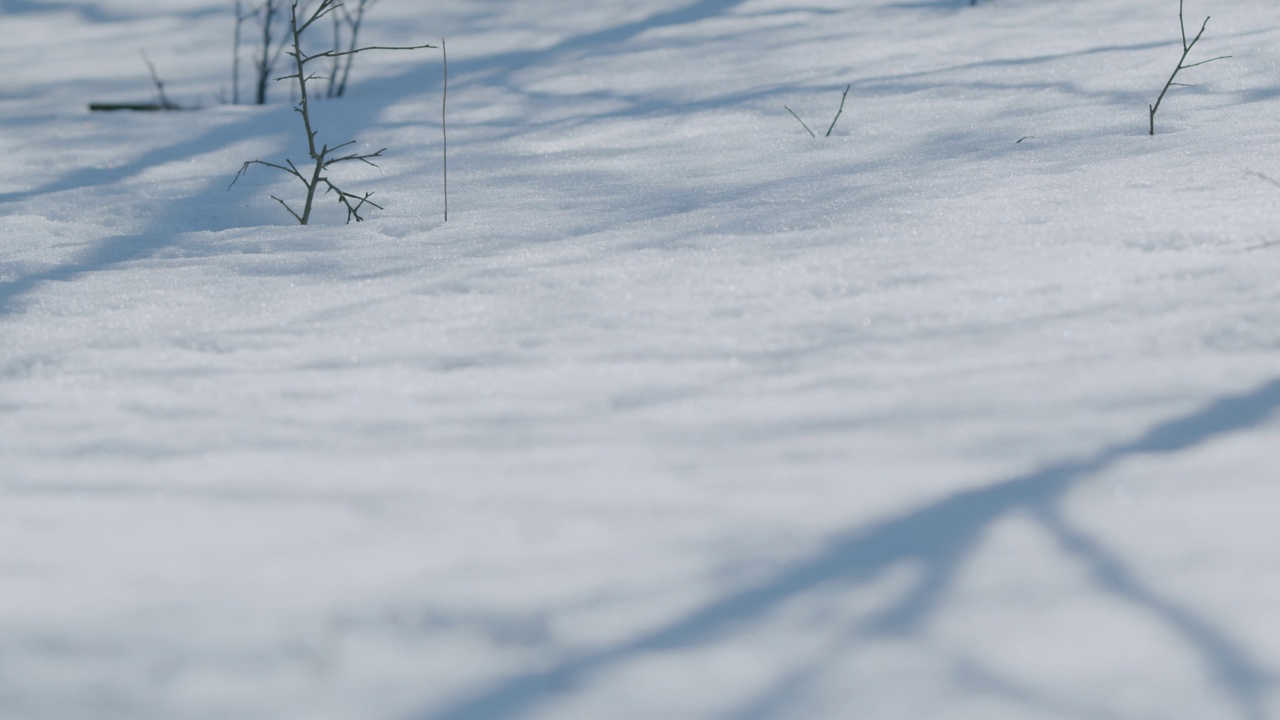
<box><xmin>2</xmin><ymin>0</ymin><xmax>1280</xmax><ymax>718</ymax></box>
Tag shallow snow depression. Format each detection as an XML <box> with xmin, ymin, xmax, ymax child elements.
<box><xmin>2</xmin><ymin>0</ymin><xmax>1280</xmax><ymax>718</ymax></box>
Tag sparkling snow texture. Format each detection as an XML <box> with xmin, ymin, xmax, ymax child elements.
<box><xmin>2</xmin><ymin>1</ymin><xmax>1279</xmax><ymax>719</ymax></box>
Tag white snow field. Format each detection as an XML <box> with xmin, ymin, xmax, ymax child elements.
<box><xmin>2</xmin><ymin>0</ymin><xmax>1280</xmax><ymax>718</ymax></box>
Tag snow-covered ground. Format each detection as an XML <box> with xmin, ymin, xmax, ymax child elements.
<box><xmin>2</xmin><ymin>0</ymin><xmax>1279</xmax><ymax>718</ymax></box>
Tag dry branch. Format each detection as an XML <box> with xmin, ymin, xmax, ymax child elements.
<box><xmin>1148</xmin><ymin>0</ymin><xmax>1230</xmax><ymax>136</ymax></box>
<box><xmin>230</xmin><ymin>0</ymin><xmax>436</xmax><ymax>225</ymax></box>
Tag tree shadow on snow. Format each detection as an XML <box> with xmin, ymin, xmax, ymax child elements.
<box><xmin>0</xmin><ymin>0</ymin><xmax>1234</xmax><ymax>321</ymax></box>
<box><xmin>0</xmin><ymin>0</ymin><xmax>221</xmax><ymax>22</ymax></box>
<box><xmin>0</xmin><ymin>0</ymin><xmax>815</xmax><ymax>320</ymax></box>
<box><xmin>411</xmin><ymin>378</ymin><xmax>1280</xmax><ymax>720</ymax></box>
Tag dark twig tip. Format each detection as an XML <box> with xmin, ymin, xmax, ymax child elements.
<box><xmin>825</xmin><ymin>84</ymin><xmax>851</xmax><ymax>138</ymax></box>
<box><xmin>784</xmin><ymin>106</ymin><xmax>816</xmax><ymax>138</ymax></box>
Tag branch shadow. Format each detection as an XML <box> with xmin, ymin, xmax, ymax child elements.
<box><xmin>412</xmin><ymin>378</ymin><xmax>1280</xmax><ymax>720</ymax></box>
<box><xmin>0</xmin><ymin>0</ymin><xmax>114</xmax><ymax>21</ymax></box>
<box><xmin>0</xmin><ymin>105</ymin><xmax>290</xmax><ymax>206</ymax></box>
<box><xmin>0</xmin><ymin>0</ymin><xmax>222</xmax><ymax>22</ymax></box>
<box><xmin>0</xmin><ymin>231</ymin><xmax>163</xmax><ymax>317</ymax></box>
<box><xmin>451</xmin><ymin>0</ymin><xmax>751</xmax><ymax>77</ymax></box>
<box><xmin>0</xmin><ymin>107</ymin><xmax>294</xmax><ymax>319</ymax></box>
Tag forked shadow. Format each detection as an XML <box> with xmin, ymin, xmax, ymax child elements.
<box><xmin>414</xmin><ymin>378</ymin><xmax>1280</xmax><ymax>720</ymax></box>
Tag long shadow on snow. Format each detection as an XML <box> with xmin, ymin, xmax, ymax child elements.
<box><xmin>0</xmin><ymin>0</ymin><xmax>113</xmax><ymax>21</ymax></box>
<box><xmin>1</xmin><ymin>1</ymin><xmax>1264</xmax><ymax>315</ymax></box>
<box><xmin>438</xmin><ymin>16</ymin><xmax>1246</xmax><ymax>150</ymax></box>
<box><xmin>0</xmin><ymin>231</ymin><xmax>174</xmax><ymax>319</ymax></box>
<box><xmin>0</xmin><ymin>107</ymin><xmax>295</xmax><ymax>318</ymax></box>
<box><xmin>0</xmin><ymin>106</ymin><xmax>288</xmax><ymax>206</ymax></box>
<box><xmin>414</xmin><ymin>378</ymin><xmax>1280</xmax><ymax>720</ymax></box>
<box><xmin>0</xmin><ymin>2</ymin><xmax>447</xmax><ymax>209</ymax></box>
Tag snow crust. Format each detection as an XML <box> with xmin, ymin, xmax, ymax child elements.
<box><xmin>2</xmin><ymin>1</ymin><xmax>1279</xmax><ymax>718</ymax></box>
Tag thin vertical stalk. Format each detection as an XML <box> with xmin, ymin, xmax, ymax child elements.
<box><xmin>328</xmin><ymin>9</ymin><xmax>342</xmax><ymax>97</ymax></box>
<box><xmin>334</xmin><ymin>0</ymin><xmax>371</xmax><ymax>97</ymax></box>
<box><xmin>141</xmin><ymin>51</ymin><xmax>174</xmax><ymax>109</ymax></box>
<box><xmin>825</xmin><ymin>84</ymin><xmax>851</xmax><ymax>137</ymax></box>
<box><xmin>233</xmin><ymin>0</ymin><xmax>243</xmax><ymax>104</ymax></box>
<box><xmin>442</xmin><ymin>37</ymin><xmax>448</xmax><ymax>222</ymax></box>
<box><xmin>784</xmin><ymin>106</ymin><xmax>814</xmax><ymax>138</ymax></box>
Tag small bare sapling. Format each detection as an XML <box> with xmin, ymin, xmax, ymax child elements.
<box><xmin>230</xmin><ymin>0</ymin><xmax>435</xmax><ymax>224</ymax></box>
<box><xmin>785</xmin><ymin>84</ymin><xmax>851</xmax><ymax>138</ymax></box>
<box><xmin>1148</xmin><ymin>0</ymin><xmax>1230</xmax><ymax>136</ymax></box>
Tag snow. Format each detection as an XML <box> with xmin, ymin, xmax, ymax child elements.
<box><xmin>1</xmin><ymin>0</ymin><xmax>1279</xmax><ymax>718</ymax></box>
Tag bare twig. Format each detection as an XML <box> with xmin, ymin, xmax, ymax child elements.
<box><xmin>1244</xmin><ymin>169</ymin><xmax>1280</xmax><ymax>190</ymax></box>
<box><xmin>1240</xmin><ymin>239</ymin><xmax>1280</xmax><ymax>252</ymax></box>
<box><xmin>310</xmin><ymin>42</ymin><xmax>439</xmax><ymax>60</ymax></box>
<box><xmin>784</xmin><ymin>106</ymin><xmax>815</xmax><ymax>138</ymax></box>
<box><xmin>322</xmin><ymin>180</ymin><xmax>384</xmax><ymax>223</ymax></box>
<box><xmin>786</xmin><ymin>84</ymin><xmax>851</xmax><ymax>139</ymax></box>
<box><xmin>270</xmin><ymin>194</ymin><xmax>305</xmax><ymax>223</ymax></box>
<box><xmin>825</xmin><ymin>84</ymin><xmax>851</xmax><ymax>137</ymax></box>
<box><xmin>140</xmin><ymin>51</ymin><xmax>175</xmax><ymax>109</ymax></box>
<box><xmin>1148</xmin><ymin>0</ymin><xmax>1230</xmax><ymax>136</ymax></box>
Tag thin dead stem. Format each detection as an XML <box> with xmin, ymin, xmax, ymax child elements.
<box><xmin>825</xmin><ymin>84</ymin><xmax>851</xmax><ymax>137</ymax></box>
<box><xmin>786</xmin><ymin>84</ymin><xmax>851</xmax><ymax>139</ymax></box>
<box><xmin>1148</xmin><ymin>0</ymin><xmax>1230</xmax><ymax>135</ymax></box>
<box><xmin>140</xmin><ymin>51</ymin><xmax>175</xmax><ymax>109</ymax></box>
<box><xmin>784</xmin><ymin>106</ymin><xmax>815</xmax><ymax>138</ymax></box>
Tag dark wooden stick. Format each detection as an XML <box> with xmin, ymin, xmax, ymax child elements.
<box><xmin>140</xmin><ymin>51</ymin><xmax>175</xmax><ymax>109</ymax></box>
